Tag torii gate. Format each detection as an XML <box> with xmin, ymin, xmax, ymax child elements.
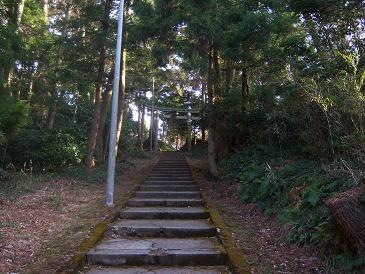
<box><xmin>146</xmin><ymin>106</ymin><xmax>201</xmax><ymax>153</ymax></box>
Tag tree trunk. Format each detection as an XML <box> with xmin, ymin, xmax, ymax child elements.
<box><xmin>140</xmin><ymin>100</ymin><xmax>145</xmax><ymax>150</ymax></box>
<box><xmin>47</xmin><ymin>87</ymin><xmax>58</xmax><ymax>129</ymax></box>
<box><xmin>241</xmin><ymin>68</ymin><xmax>249</xmax><ymax>98</ymax></box>
<box><xmin>154</xmin><ymin>111</ymin><xmax>159</xmax><ymax>152</ymax></box>
<box><xmin>15</xmin><ymin>0</ymin><xmax>25</xmax><ymax>29</ymax></box>
<box><xmin>137</xmin><ymin>97</ymin><xmax>142</xmax><ymax>147</ymax></box>
<box><xmin>116</xmin><ymin>49</ymin><xmax>127</xmax><ymax>148</ymax></box>
<box><xmin>42</xmin><ymin>0</ymin><xmax>49</xmax><ymax>24</ymax></box>
<box><xmin>207</xmin><ymin>44</ymin><xmax>219</xmax><ymax>178</ymax></box>
<box><xmin>85</xmin><ymin>0</ymin><xmax>112</xmax><ymax>171</ymax></box>
<box><xmin>4</xmin><ymin>0</ymin><xmax>26</xmax><ymax>95</ymax></box>
<box><xmin>115</xmin><ymin>0</ymin><xmax>130</xmax><ymax>151</ymax></box>
<box><xmin>212</xmin><ymin>44</ymin><xmax>230</xmax><ymax>160</ymax></box>
<box><xmin>212</xmin><ymin>46</ymin><xmax>220</xmax><ymax>97</ymax></box>
<box><xmin>85</xmin><ymin>47</ymin><xmax>106</xmax><ymax>171</ymax></box>
<box><xmin>224</xmin><ymin>60</ymin><xmax>234</xmax><ymax>93</ymax></box>
<box><xmin>96</xmin><ymin>69</ymin><xmax>114</xmax><ymax>162</ymax></box>
<box><xmin>46</xmin><ymin>3</ymin><xmax>71</xmax><ymax>129</ymax></box>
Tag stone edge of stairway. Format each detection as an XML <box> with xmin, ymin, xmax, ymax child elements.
<box><xmin>58</xmin><ymin>154</ymin><xmax>161</xmax><ymax>274</ymax></box>
<box><xmin>184</xmin><ymin>155</ymin><xmax>250</xmax><ymax>274</ymax></box>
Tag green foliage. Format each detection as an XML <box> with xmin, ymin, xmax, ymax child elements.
<box><xmin>326</xmin><ymin>252</ymin><xmax>365</xmax><ymax>273</ymax></box>
<box><xmin>221</xmin><ymin>145</ymin><xmax>362</xmax><ymax>270</ymax></box>
<box><xmin>0</xmin><ymin>95</ymin><xmax>28</xmax><ymax>143</ymax></box>
<box><xmin>8</xmin><ymin>127</ymin><xmax>82</xmax><ymax>171</ymax></box>
<box><xmin>0</xmin><ymin>25</ymin><xmax>21</xmax><ymax>72</ymax></box>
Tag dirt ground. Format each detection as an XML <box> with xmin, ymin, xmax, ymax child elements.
<box><xmin>191</xmin><ymin>158</ymin><xmax>326</xmax><ymax>274</ymax></box>
<box><xmin>0</xmin><ymin>157</ymin><xmax>151</xmax><ymax>274</ymax></box>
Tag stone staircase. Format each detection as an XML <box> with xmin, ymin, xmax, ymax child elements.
<box><xmin>85</xmin><ymin>153</ymin><xmax>231</xmax><ymax>273</ymax></box>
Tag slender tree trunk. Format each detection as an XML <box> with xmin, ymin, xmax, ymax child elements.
<box><xmin>154</xmin><ymin>111</ymin><xmax>159</xmax><ymax>152</ymax></box>
<box><xmin>212</xmin><ymin>44</ymin><xmax>229</xmax><ymax>159</ymax></box>
<box><xmin>116</xmin><ymin>49</ymin><xmax>127</xmax><ymax>148</ymax></box>
<box><xmin>46</xmin><ymin>3</ymin><xmax>71</xmax><ymax>129</ymax></box>
<box><xmin>4</xmin><ymin>0</ymin><xmax>25</xmax><ymax>95</ymax></box>
<box><xmin>115</xmin><ymin>0</ymin><xmax>131</xmax><ymax>152</ymax></box>
<box><xmin>27</xmin><ymin>76</ymin><xmax>34</xmax><ymax>116</ymax></box>
<box><xmin>47</xmin><ymin>88</ymin><xmax>58</xmax><ymax>129</ymax></box>
<box><xmin>238</xmin><ymin>67</ymin><xmax>250</xmax><ymax>147</ymax></box>
<box><xmin>137</xmin><ymin>97</ymin><xmax>142</xmax><ymax>147</ymax></box>
<box><xmin>85</xmin><ymin>0</ymin><xmax>112</xmax><ymax>171</ymax></box>
<box><xmin>212</xmin><ymin>46</ymin><xmax>220</xmax><ymax>96</ymax></box>
<box><xmin>224</xmin><ymin>60</ymin><xmax>234</xmax><ymax>93</ymax></box>
<box><xmin>96</xmin><ymin>69</ymin><xmax>114</xmax><ymax>162</ymax></box>
<box><xmin>1</xmin><ymin>143</ymin><xmax>8</xmax><ymax>168</ymax></box>
<box><xmin>140</xmin><ymin>100</ymin><xmax>145</xmax><ymax>150</ymax></box>
<box><xmin>207</xmin><ymin>44</ymin><xmax>219</xmax><ymax>178</ymax></box>
<box><xmin>42</xmin><ymin>0</ymin><xmax>49</xmax><ymax>24</ymax></box>
<box><xmin>201</xmin><ymin>77</ymin><xmax>207</xmax><ymax>142</ymax></box>
<box><xmin>15</xmin><ymin>0</ymin><xmax>25</xmax><ymax>28</ymax></box>
<box><xmin>241</xmin><ymin>68</ymin><xmax>249</xmax><ymax>98</ymax></box>
<box><xmin>95</xmin><ymin>87</ymin><xmax>112</xmax><ymax>161</ymax></box>
<box><xmin>85</xmin><ymin>47</ymin><xmax>107</xmax><ymax>171</ymax></box>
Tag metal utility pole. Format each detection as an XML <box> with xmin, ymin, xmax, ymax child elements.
<box><xmin>106</xmin><ymin>0</ymin><xmax>125</xmax><ymax>207</ymax></box>
<box><xmin>149</xmin><ymin>77</ymin><xmax>155</xmax><ymax>164</ymax></box>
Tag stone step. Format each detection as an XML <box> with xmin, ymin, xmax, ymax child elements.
<box><xmin>87</xmin><ymin>266</ymin><xmax>229</xmax><ymax>274</ymax></box>
<box><xmin>147</xmin><ymin>177</ymin><xmax>193</xmax><ymax>180</ymax></box>
<box><xmin>151</xmin><ymin>171</ymin><xmax>190</xmax><ymax>174</ymax></box>
<box><xmin>108</xmin><ymin>219</ymin><xmax>216</xmax><ymax>237</ymax></box>
<box><xmin>146</xmin><ymin>177</ymin><xmax>192</xmax><ymax>181</ymax></box>
<box><xmin>140</xmin><ymin>185</ymin><xmax>199</xmax><ymax>191</ymax></box>
<box><xmin>148</xmin><ymin>178</ymin><xmax>193</xmax><ymax>181</ymax></box>
<box><xmin>143</xmin><ymin>181</ymin><xmax>195</xmax><ymax>186</ymax></box>
<box><xmin>120</xmin><ymin>207</ymin><xmax>209</xmax><ymax>219</ymax></box>
<box><xmin>135</xmin><ymin>191</ymin><xmax>201</xmax><ymax>199</ymax></box>
<box><xmin>86</xmin><ymin>238</ymin><xmax>227</xmax><ymax>266</ymax></box>
<box><xmin>154</xmin><ymin>165</ymin><xmax>189</xmax><ymax>168</ymax></box>
<box><xmin>128</xmin><ymin>198</ymin><xmax>205</xmax><ymax>207</ymax></box>
<box><xmin>152</xmin><ymin>167</ymin><xmax>190</xmax><ymax>172</ymax></box>
<box><xmin>149</xmin><ymin>173</ymin><xmax>191</xmax><ymax>177</ymax></box>
<box><xmin>143</xmin><ymin>182</ymin><xmax>196</xmax><ymax>187</ymax></box>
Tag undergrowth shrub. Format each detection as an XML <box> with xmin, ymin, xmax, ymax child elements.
<box><xmin>221</xmin><ymin>145</ymin><xmax>362</xmax><ymax>272</ymax></box>
<box><xmin>8</xmin><ymin>127</ymin><xmax>82</xmax><ymax>171</ymax></box>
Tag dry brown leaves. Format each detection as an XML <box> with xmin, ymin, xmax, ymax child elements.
<box><xmin>0</xmin><ymin>157</ymin><xmax>149</xmax><ymax>274</ymax></box>
<box><xmin>0</xmin><ymin>179</ymin><xmax>103</xmax><ymax>273</ymax></box>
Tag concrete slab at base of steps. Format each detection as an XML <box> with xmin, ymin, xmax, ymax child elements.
<box><xmin>139</xmin><ymin>185</ymin><xmax>199</xmax><ymax>191</ymax></box>
<box><xmin>128</xmin><ymin>198</ymin><xmax>204</xmax><ymax>207</ymax></box>
<box><xmin>135</xmin><ymin>191</ymin><xmax>201</xmax><ymax>199</ymax></box>
<box><xmin>86</xmin><ymin>266</ymin><xmax>229</xmax><ymax>274</ymax></box>
<box><xmin>120</xmin><ymin>207</ymin><xmax>209</xmax><ymax>219</ymax></box>
<box><xmin>108</xmin><ymin>219</ymin><xmax>216</xmax><ymax>238</ymax></box>
<box><xmin>86</xmin><ymin>238</ymin><xmax>227</xmax><ymax>266</ymax></box>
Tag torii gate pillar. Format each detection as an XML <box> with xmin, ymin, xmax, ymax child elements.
<box><xmin>187</xmin><ymin>111</ymin><xmax>192</xmax><ymax>153</ymax></box>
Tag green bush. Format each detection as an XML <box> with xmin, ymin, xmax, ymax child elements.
<box><xmin>0</xmin><ymin>95</ymin><xmax>28</xmax><ymax>143</ymax></box>
<box><xmin>221</xmin><ymin>145</ymin><xmax>361</xmax><ymax>271</ymax></box>
<box><xmin>8</xmin><ymin>127</ymin><xmax>82</xmax><ymax>171</ymax></box>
